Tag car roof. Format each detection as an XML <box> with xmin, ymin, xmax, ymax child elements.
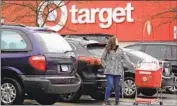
<box><xmin>1</xmin><ymin>23</ymin><xmax>56</xmax><ymax>32</ymax></box>
<box><xmin>2</xmin><ymin>23</ymin><xmax>26</xmax><ymax>29</ymax></box>
<box><xmin>62</xmin><ymin>33</ymin><xmax>114</xmax><ymax>37</ymax></box>
<box><xmin>132</xmin><ymin>42</ymin><xmax>177</xmax><ymax>46</ymax></box>
<box><xmin>65</xmin><ymin>38</ymin><xmax>102</xmax><ymax>46</ymax></box>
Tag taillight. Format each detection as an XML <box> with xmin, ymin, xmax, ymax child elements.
<box><xmin>28</xmin><ymin>55</ymin><xmax>46</xmax><ymax>72</ymax></box>
<box><xmin>78</xmin><ymin>56</ymin><xmax>91</xmax><ymax>64</ymax></box>
<box><xmin>78</xmin><ymin>56</ymin><xmax>101</xmax><ymax>65</ymax></box>
<box><xmin>95</xmin><ymin>58</ymin><xmax>101</xmax><ymax>65</ymax></box>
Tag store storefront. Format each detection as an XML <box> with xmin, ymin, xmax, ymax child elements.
<box><xmin>2</xmin><ymin>1</ymin><xmax>177</xmax><ymax>42</ymax></box>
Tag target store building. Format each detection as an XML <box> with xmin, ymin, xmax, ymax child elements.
<box><xmin>2</xmin><ymin>1</ymin><xmax>177</xmax><ymax>42</ymax></box>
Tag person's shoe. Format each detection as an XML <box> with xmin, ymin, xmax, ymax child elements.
<box><xmin>115</xmin><ymin>102</ymin><xmax>119</xmax><ymax>105</ymax></box>
<box><xmin>103</xmin><ymin>100</ymin><xmax>111</xmax><ymax>105</ymax></box>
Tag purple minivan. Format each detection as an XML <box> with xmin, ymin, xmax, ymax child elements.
<box><xmin>1</xmin><ymin>24</ymin><xmax>81</xmax><ymax>105</ymax></box>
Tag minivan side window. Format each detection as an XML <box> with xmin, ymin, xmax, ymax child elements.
<box><xmin>145</xmin><ymin>45</ymin><xmax>167</xmax><ymax>59</ymax></box>
<box><xmin>1</xmin><ymin>30</ymin><xmax>27</xmax><ymax>50</ymax></box>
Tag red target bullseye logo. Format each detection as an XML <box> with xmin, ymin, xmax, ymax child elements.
<box><xmin>142</xmin><ymin>76</ymin><xmax>148</xmax><ymax>82</ymax></box>
<box><xmin>37</xmin><ymin>1</ymin><xmax>68</xmax><ymax>31</ymax></box>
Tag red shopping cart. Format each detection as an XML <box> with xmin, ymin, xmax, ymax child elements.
<box><xmin>134</xmin><ymin>61</ymin><xmax>163</xmax><ymax>105</ymax></box>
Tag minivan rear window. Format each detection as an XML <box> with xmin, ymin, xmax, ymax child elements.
<box><xmin>34</xmin><ymin>32</ymin><xmax>72</xmax><ymax>53</ymax></box>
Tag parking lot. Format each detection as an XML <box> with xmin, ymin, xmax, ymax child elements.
<box><xmin>24</xmin><ymin>93</ymin><xmax>177</xmax><ymax>105</ymax></box>
<box><xmin>1</xmin><ymin>1</ymin><xmax>177</xmax><ymax>105</ymax></box>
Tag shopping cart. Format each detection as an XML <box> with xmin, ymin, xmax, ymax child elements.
<box><xmin>133</xmin><ymin>61</ymin><xmax>163</xmax><ymax>105</ymax></box>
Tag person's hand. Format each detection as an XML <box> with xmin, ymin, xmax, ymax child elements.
<box><xmin>131</xmin><ymin>63</ymin><xmax>135</xmax><ymax>67</ymax></box>
<box><xmin>133</xmin><ymin>65</ymin><xmax>136</xmax><ymax>69</ymax></box>
<box><xmin>132</xmin><ymin>64</ymin><xmax>137</xmax><ymax>69</ymax></box>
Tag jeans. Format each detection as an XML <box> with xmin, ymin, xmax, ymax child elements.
<box><xmin>105</xmin><ymin>75</ymin><xmax>121</xmax><ymax>103</ymax></box>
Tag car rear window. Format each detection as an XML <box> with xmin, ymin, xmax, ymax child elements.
<box><xmin>123</xmin><ymin>48</ymin><xmax>158</xmax><ymax>64</ymax></box>
<box><xmin>127</xmin><ymin>50</ymin><xmax>157</xmax><ymax>62</ymax></box>
<box><xmin>87</xmin><ymin>44</ymin><xmax>106</xmax><ymax>58</ymax></box>
<box><xmin>65</xmin><ymin>35</ymin><xmax>111</xmax><ymax>43</ymax></box>
<box><xmin>125</xmin><ymin>51</ymin><xmax>144</xmax><ymax>64</ymax></box>
<box><xmin>84</xmin><ymin>36</ymin><xmax>109</xmax><ymax>40</ymax></box>
<box><xmin>145</xmin><ymin>45</ymin><xmax>167</xmax><ymax>59</ymax></box>
<box><xmin>125</xmin><ymin>45</ymin><xmax>142</xmax><ymax>51</ymax></box>
<box><xmin>34</xmin><ymin>32</ymin><xmax>72</xmax><ymax>53</ymax></box>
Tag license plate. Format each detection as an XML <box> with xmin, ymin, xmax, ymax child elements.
<box><xmin>98</xmin><ymin>69</ymin><xmax>104</xmax><ymax>72</ymax></box>
<box><xmin>61</xmin><ymin>65</ymin><xmax>69</xmax><ymax>72</ymax></box>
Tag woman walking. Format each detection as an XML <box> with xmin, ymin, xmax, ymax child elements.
<box><xmin>101</xmin><ymin>36</ymin><xmax>135</xmax><ymax>105</ymax></box>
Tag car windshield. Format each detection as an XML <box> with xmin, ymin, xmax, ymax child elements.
<box><xmin>35</xmin><ymin>32</ymin><xmax>72</xmax><ymax>53</ymax></box>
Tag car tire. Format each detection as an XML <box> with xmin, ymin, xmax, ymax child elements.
<box><xmin>58</xmin><ymin>87</ymin><xmax>82</xmax><ymax>103</ymax></box>
<box><xmin>1</xmin><ymin>78</ymin><xmax>24</xmax><ymax>105</ymax></box>
<box><xmin>90</xmin><ymin>91</ymin><xmax>104</xmax><ymax>101</ymax></box>
<box><xmin>165</xmin><ymin>86</ymin><xmax>177</xmax><ymax>94</ymax></box>
<box><xmin>165</xmin><ymin>76</ymin><xmax>177</xmax><ymax>94</ymax></box>
<box><xmin>123</xmin><ymin>76</ymin><xmax>137</xmax><ymax>98</ymax></box>
<box><xmin>140</xmin><ymin>88</ymin><xmax>156</xmax><ymax>96</ymax></box>
<box><xmin>35</xmin><ymin>94</ymin><xmax>57</xmax><ymax>105</ymax></box>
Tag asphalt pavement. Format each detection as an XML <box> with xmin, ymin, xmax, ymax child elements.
<box><xmin>24</xmin><ymin>93</ymin><xmax>177</xmax><ymax>105</ymax></box>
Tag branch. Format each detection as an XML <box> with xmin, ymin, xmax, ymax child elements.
<box><xmin>153</xmin><ymin>19</ymin><xmax>174</xmax><ymax>32</ymax></box>
<box><xmin>53</xmin><ymin>20</ymin><xmax>77</xmax><ymax>32</ymax></box>
<box><xmin>11</xmin><ymin>5</ymin><xmax>25</xmax><ymax>14</ymax></box>
<box><xmin>35</xmin><ymin>0</ymin><xmax>39</xmax><ymax>8</ymax></box>
<box><xmin>58</xmin><ymin>1</ymin><xmax>70</xmax><ymax>7</ymax></box>
<box><xmin>2</xmin><ymin>1</ymin><xmax>36</xmax><ymax>13</ymax></box>
<box><xmin>22</xmin><ymin>21</ymin><xmax>37</xmax><ymax>26</ymax></box>
<box><xmin>11</xmin><ymin>14</ymin><xmax>36</xmax><ymax>22</ymax></box>
<box><xmin>37</xmin><ymin>1</ymin><xmax>46</xmax><ymax>13</ymax></box>
<box><xmin>156</xmin><ymin>20</ymin><xmax>173</xmax><ymax>28</ymax></box>
<box><xmin>40</xmin><ymin>0</ymin><xmax>68</xmax><ymax>27</ymax></box>
<box><xmin>41</xmin><ymin>2</ymin><xmax>50</xmax><ymax>27</ymax></box>
<box><xmin>154</xmin><ymin>16</ymin><xmax>175</xmax><ymax>19</ymax></box>
<box><xmin>62</xmin><ymin>25</ymin><xmax>78</xmax><ymax>32</ymax></box>
<box><xmin>150</xmin><ymin>7</ymin><xmax>177</xmax><ymax>20</ymax></box>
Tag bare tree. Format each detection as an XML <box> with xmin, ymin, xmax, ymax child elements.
<box><xmin>2</xmin><ymin>0</ymin><xmax>76</xmax><ymax>32</ymax></box>
<box><xmin>148</xmin><ymin>1</ymin><xmax>177</xmax><ymax>29</ymax></box>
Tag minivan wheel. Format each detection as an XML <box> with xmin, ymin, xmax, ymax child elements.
<box><xmin>123</xmin><ymin>76</ymin><xmax>136</xmax><ymax>98</ymax></box>
<box><xmin>1</xmin><ymin>78</ymin><xmax>24</xmax><ymax>105</ymax></box>
<box><xmin>58</xmin><ymin>88</ymin><xmax>82</xmax><ymax>103</ymax></box>
<box><xmin>90</xmin><ymin>91</ymin><xmax>104</xmax><ymax>101</ymax></box>
<box><xmin>140</xmin><ymin>88</ymin><xmax>156</xmax><ymax>96</ymax></box>
<box><xmin>35</xmin><ymin>94</ymin><xmax>57</xmax><ymax>105</ymax></box>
